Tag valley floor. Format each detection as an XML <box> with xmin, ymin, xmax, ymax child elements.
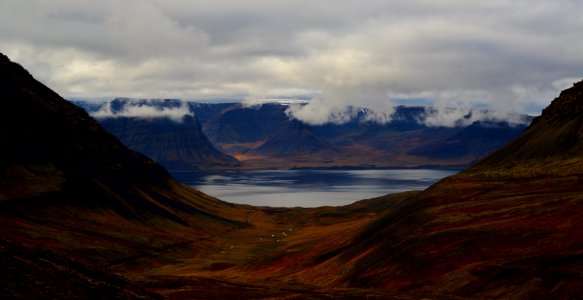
<box><xmin>105</xmin><ymin>192</ymin><xmax>419</xmax><ymax>299</ymax></box>
<box><xmin>3</xmin><ymin>174</ymin><xmax>582</xmax><ymax>299</ymax></box>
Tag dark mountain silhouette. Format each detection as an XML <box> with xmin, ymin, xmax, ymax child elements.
<box><xmin>0</xmin><ymin>53</ymin><xmax>240</xmax><ymax>224</ymax></box>
<box><xmin>0</xmin><ymin>53</ymin><xmax>246</xmax><ymax>297</ymax></box>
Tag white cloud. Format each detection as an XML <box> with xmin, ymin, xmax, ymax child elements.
<box><xmin>0</xmin><ymin>0</ymin><xmax>581</xmax><ymax>119</ymax></box>
<box><xmin>421</xmin><ymin>107</ymin><xmax>528</xmax><ymax>128</ymax></box>
<box><xmin>92</xmin><ymin>100</ymin><xmax>193</xmax><ymax>122</ymax></box>
<box><xmin>285</xmin><ymin>99</ymin><xmax>353</xmax><ymax>125</ymax></box>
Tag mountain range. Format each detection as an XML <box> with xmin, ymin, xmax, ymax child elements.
<box><xmin>2</xmin><ymin>52</ymin><xmax>582</xmax><ymax>298</ymax></box>
<box><xmin>74</xmin><ymin>98</ymin><xmax>530</xmax><ymax>170</ymax></box>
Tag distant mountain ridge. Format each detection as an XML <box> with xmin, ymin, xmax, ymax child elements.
<box><xmin>75</xmin><ymin>98</ymin><xmax>239</xmax><ymax>170</ymax></box>
<box><xmin>73</xmin><ymin>99</ymin><xmax>531</xmax><ymax>169</ymax></box>
<box><xmin>200</xmin><ymin>104</ymin><xmax>531</xmax><ymax>168</ymax></box>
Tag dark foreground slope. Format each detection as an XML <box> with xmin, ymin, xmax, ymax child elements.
<box><xmin>290</xmin><ymin>81</ymin><xmax>583</xmax><ymax>298</ymax></box>
<box><xmin>0</xmin><ymin>53</ymin><xmax>250</xmax><ymax>298</ymax></box>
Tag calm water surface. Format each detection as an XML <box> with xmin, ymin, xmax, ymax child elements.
<box><xmin>172</xmin><ymin>169</ymin><xmax>458</xmax><ymax>208</ymax></box>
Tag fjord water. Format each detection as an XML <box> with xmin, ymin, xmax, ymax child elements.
<box><xmin>172</xmin><ymin>169</ymin><xmax>458</xmax><ymax>207</ymax></box>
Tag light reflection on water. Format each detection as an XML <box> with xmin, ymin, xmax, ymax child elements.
<box><xmin>172</xmin><ymin>169</ymin><xmax>459</xmax><ymax>208</ymax></box>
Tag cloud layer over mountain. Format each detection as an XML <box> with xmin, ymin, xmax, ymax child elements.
<box><xmin>2</xmin><ymin>0</ymin><xmax>582</xmax><ymax>121</ymax></box>
<box><xmin>92</xmin><ymin>100</ymin><xmax>193</xmax><ymax>122</ymax></box>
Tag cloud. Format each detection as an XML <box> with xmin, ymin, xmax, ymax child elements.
<box><xmin>1</xmin><ymin>0</ymin><xmax>582</xmax><ymax>119</ymax></box>
<box><xmin>284</xmin><ymin>100</ymin><xmax>355</xmax><ymax>125</ymax></box>
<box><xmin>92</xmin><ymin>100</ymin><xmax>193</xmax><ymax>122</ymax></box>
<box><xmin>421</xmin><ymin>107</ymin><xmax>529</xmax><ymax>128</ymax></box>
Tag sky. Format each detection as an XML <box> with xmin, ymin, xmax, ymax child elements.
<box><xmin>1</xmin><ymin>0</ymin><xmax>582</xmax><ymax>124</ymax></box>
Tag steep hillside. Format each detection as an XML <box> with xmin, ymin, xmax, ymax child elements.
<box><xmin>74</xmin><ymin>98</ymin><xmax>240</xmax><ymax>171</ymax></box>
<box><xmin>98</xmin><ymin>115</ymin><xmax>239</xmax><ymax>171</ymax></box>
<box><xmin>0</xmin><ymin>53</ymin><xmax>242</xmax><ymax>224</ymax></box>
<box><xmin>0</xmin><ymin>53</ymin><xmax>248</xmax><ymax>297</ymax></box>
<box><xmin>468</xmin><ymin>80</ymin><xmax>583</xmax><ymax>175</ymax></box>
<box><xmin>287</xmin><ymin>80</ymin><xmax>583</xmax><ymax>298</ymax></box>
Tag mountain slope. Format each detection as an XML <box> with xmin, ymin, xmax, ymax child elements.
<box><xmin>0</xmin><ymin>53</ymin><xmax>242</xmax><ymax>224</ymax></box>
<box><xmin>408</xmin><ymin>120</ymin><xmax>527</xmax><ymax>160</ymax></box>
<box><xmin>73</xmin><ymin>98</ymin><xmax>240</xmax><ymax>171</ymax></box>
<box><xmin>98</xmin><ymin>115</ymin><xmax>239</xmax><ymax>171</ymax></box>
<box><xmin>203</xmin><ymin>103</ymin><xmax>290</xmax><ymax>147</ymax></box>
<box><xmin>220</xmin><ymin>82</ymin><xmax>582</xmax><ymax>298</ymax></box>
<box><xmin>468</xmin><ymin>80</ymin><xmax>583</xmax><ymax>175</ymax></box>
<box><xmin>284</xmin><ymin>80</ymin><xmax>583</xmax><ymax>298</ymax></box>
<box><xmin>0</xmin><ymin>53</ymin><xmax>248</xmax><ymax>297</ymax></box>
<box><xmin>253</xmin><ymin>120</ymin><xmax>335</xmax><ymax>156</ymax></box>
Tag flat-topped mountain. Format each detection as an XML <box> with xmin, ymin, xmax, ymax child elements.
<box><xmin>75</xmin><ymin>99</ymin><xmax>530</xmax><ymax>169</ymax></box>
<box><xmin>203</xmin><ymin>104</ymin><xmax>529</xmax><ymax>169</ymax></box>
<box><xmin>76</xmin><ymin>98</ymin><xmax>239</xmax><ymax>171</ymax></box>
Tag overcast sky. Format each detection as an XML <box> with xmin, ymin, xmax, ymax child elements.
<box><xmin>1</xmin><ymin>0</ymin><xmax>582</xmax><ymax>120</ymax></box>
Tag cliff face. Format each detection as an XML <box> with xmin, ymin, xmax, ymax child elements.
<box><xmin>73</xmin><ymin>98</ymin><xmax>240</xmax><ymax>171</ymax></box>
<box><xmin>98</xmin><ymin>114</ymin><xmax>239</xmax><ymax>171</ymax></box>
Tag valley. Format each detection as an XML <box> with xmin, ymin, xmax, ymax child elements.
<box><xmin>1</xmin><ymin>52</ymin><xmax>583</xmax><ymax>299</ymax></box>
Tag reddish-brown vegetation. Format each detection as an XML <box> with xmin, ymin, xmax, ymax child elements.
<box><xmin>1</xmin><ymin>52</ymin><xmax>582</xmax><ymax>299</ymax></box>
